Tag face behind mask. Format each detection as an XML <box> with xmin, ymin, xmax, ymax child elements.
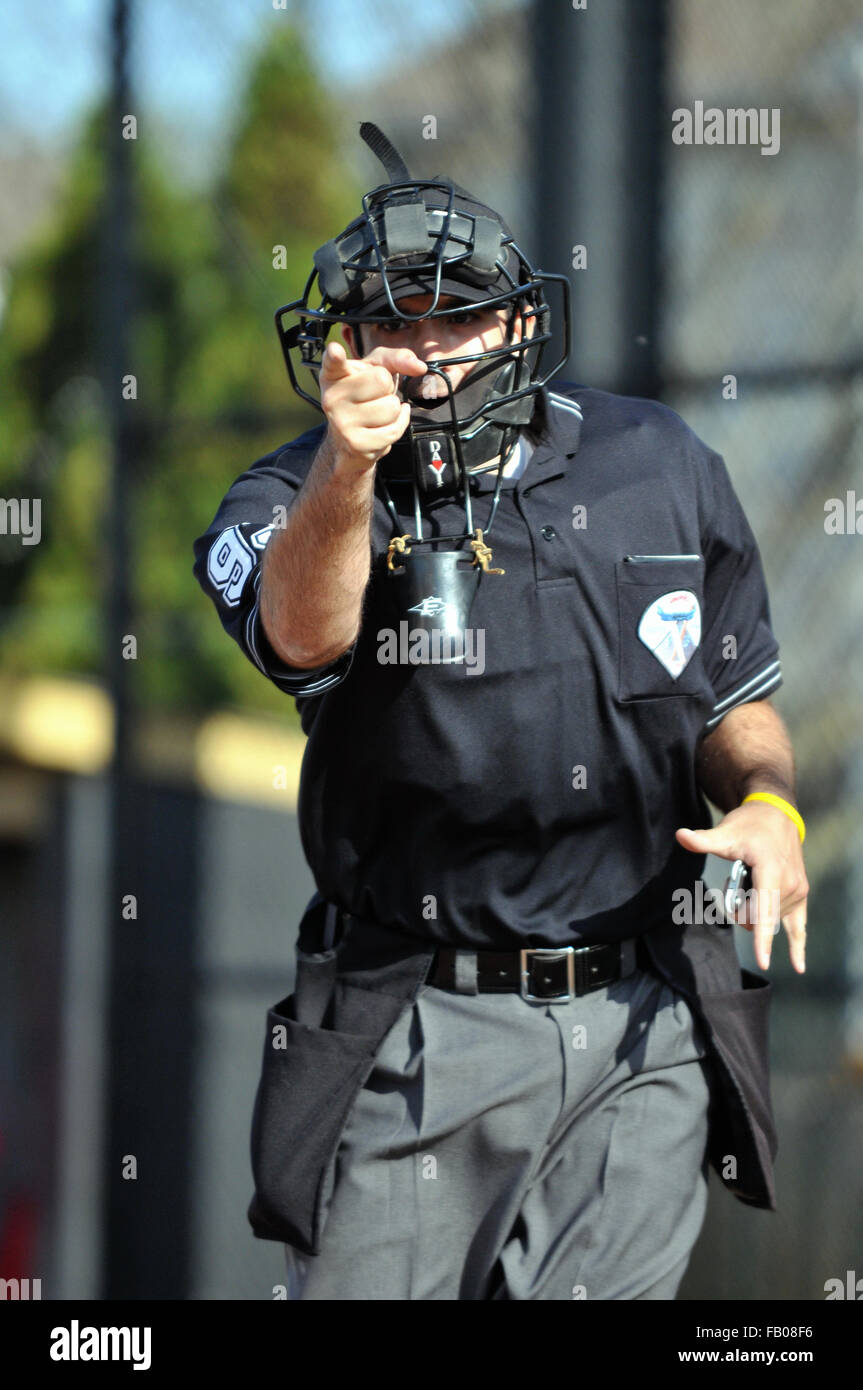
<box><xmin>377</xmin><ymin>344</ymin><xmax>536</xmax><ymax>496</ymax></box>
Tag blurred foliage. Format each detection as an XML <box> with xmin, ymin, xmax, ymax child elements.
<box><xmin>0</xmin><ymin>23</ymin><xmax>359</xmax><ymax>716</ymax></box>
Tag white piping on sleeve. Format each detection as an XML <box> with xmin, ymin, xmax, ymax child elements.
<box><xmin>703</xmin><ymin>661</ymin><xmax>782</xmax><ymax>730</ymax></box>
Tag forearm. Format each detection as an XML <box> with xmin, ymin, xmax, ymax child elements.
<box><xmin>259</xmin><ymin>431</ymin><xmax>376</xmax><ymax>669</ymax></box>
<box><xmin>694</xmin><ymin>698</ymin><xmax>797</xmax><ymax>814</ymax></box>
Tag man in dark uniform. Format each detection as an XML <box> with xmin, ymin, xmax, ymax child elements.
<box><xmin>192</xmin><ymin>125</ymin><xmax>808</xmax><ymax>1300</ymax></box>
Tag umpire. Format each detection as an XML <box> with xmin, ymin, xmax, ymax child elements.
<box><xmin>192</xmin><ymin>125</ymin><xmax>808</xmax><ymax>1300</ymax></box>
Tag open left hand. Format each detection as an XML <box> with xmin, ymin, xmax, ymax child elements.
<box><xmin>675</xmin><ymin>802</ymin><xmax>808</xmax><ymax>973</ymax></box>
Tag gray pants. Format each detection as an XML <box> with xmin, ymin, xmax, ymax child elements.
<box><xmin>283</xmin><ymin>958</ymin><xmax>712</xmax><ymax>1300</ymax></box>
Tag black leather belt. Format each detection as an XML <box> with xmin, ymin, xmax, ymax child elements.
<box><xmin>428</xmin><ymin>938</ymin><xmax>648</xmax><ymax>1003</ymax></box>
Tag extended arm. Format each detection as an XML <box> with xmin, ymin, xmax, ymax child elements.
<box><xmin>259</xmin><ymin>341</ymin><xmax>425</xmax><ymax>669</ymax></box>
<box><xmin>259</xmin><ymin>440</ymin><xmax>376</xmax><ymax>669</ymax></box>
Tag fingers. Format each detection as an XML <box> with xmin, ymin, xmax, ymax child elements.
<box><xmin>320</xmin><ymin>342</ymin><xmax>393</xmax><ymax>395</ymax></box>
<box><xmin>677</xmin><ymin>804</ymin><xmax>810</xmax><ymax>975</ymax></box>
<box><xmin>323</xmin><ymin>397</ymin><xmax>411</xmax><ymax>471</ymax></box>
<box><xmin>365</xmin><ymin>345</ymin><xmax>427</xmax><ymax>377</ymax></box>
<box><xmin>342</xmin><ymin>365</ymin><xmax>404</xmax><ymax>405</ymax></box>
<box><xmin>745</xmin><ymin>861</ymin><xmax>782</xmax><ymax>972</ymax></box>
<box><xmin>740</xmin><ymin>851</ymin><xmax>808</xmax><ymax>973</ymax></box>
<box><xmin>346</xmin><ymin>393</ymin><xmax>407</xmax><ymax>430</ymax></box>
<box><xmin>341</xmin><ymin>413</ymin><xmax>411</xmax><ymax>461</ymax></box>
<box><xmin>321</xmin><ymin>342</ymin><xmax>426</xmax><ymax>386</ymax></box>
<box><xmin>319</xmin><ymin>340</ymin><xmax>353</xmax><ymax>384</ymax></box>
<box><xmin>319</xmin><ymin>337</ymin><xmax>416</xmax><ymax>468</ymax></box>
<box><xmin>782</xmin><ymin>901</ymin><xmax>807</xmax><ymax>975</ymax></box>
<box><xmin>334</xmin><ymin>404</ymin><xmax>411</xmax><ymax>447</ymax></box>
<box><xmin>676</xmin><ymin>825</ymin><xmax>741</xmax><ymax>861</ymax></box>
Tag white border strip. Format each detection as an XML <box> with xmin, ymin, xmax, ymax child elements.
<box><xmin>548</xmin><ymin>391</ymin><xmax>584</xmax><ymax>420</ymax></box>
<box><xmin>712</xmin><ymin>660</ymin><xmax>781</xmax><ymax>713</ymax></box>
<box><xmin>245</xmin><ymin>569</ymin><xmax>266</xmax><ymax>675</ymax></box>
<box><xmin>245</xmin><ymin>569</ymin><xmax>351</xmax><ymax>696</ymax></box>
<box><xmin>704</xmin><ymin>665</ymin><xmax>782</xmax><ymax>729</ymax></box>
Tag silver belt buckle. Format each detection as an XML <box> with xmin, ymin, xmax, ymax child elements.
<box><xmin>519</xmin><ymin>946</ymin><xmax>576</xmax><ymax>1004</ymax></box>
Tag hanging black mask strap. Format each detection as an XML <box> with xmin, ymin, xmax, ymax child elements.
<box><xmin>359</xmin><ymin>122</ymin><xmax>411</xmax><ymax>184</ymax></box>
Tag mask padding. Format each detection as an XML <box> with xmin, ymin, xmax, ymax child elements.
<box><xmin>313</xmin><ymin>240</ymin><xmax>351</xmax><ymax>304</ymax></box>
<box><xmin>383</xmin><ymin>202</ymin><xmax>430</xmax><ymax>259</ymax></box>
<box><xmin>468</xmin><ymin>215</ymin><xmax>502</xmax><ymax>273</ymax></box>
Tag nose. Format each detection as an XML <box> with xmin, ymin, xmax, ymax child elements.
<box><xmin>405</xmin><ymin>317</ymin><xmax>447</xmax><ymax>359</ymax></box>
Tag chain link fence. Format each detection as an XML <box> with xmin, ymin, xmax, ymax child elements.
<box><xmin>662</xmin><ymin>0</ymin><xmax>863</xmax><ymax>1298</ymax></box>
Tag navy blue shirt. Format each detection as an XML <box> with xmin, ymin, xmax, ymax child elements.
<box><xmin>192</xmin><ymin>384</ymin><xmax>782</xmax><ymax>948</ymax></box>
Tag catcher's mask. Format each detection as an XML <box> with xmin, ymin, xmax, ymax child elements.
<box><xmin>275</xmin><ymin>123</ymin><xmax>572</xmax><ymax>652</ymax></box>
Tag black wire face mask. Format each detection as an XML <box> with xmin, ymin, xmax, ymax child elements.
<box><xmin>273</xmin><ymin>122</ymin><xmax>571</xmax><ymax>652</ymax></box>
<box><xmin>360</xmin><ymin>308</ymin><xmax>534</xmax><ymax>492</ymax></box>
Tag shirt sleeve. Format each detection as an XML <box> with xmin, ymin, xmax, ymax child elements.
<box><xmin>192</xmin><ymin>447</ymin><xmax>356</xmax><ymax>698</ymax></box>
<box><xmin>699</xmin><ymin>451</ymin><xmax>782</xmax><ymax>733</ymax></box>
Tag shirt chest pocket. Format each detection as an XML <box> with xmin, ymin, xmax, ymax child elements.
<box><xmin>615</xmin><ymin>555</ymin><xmax>708</xmax><ymax>702</ymax></box>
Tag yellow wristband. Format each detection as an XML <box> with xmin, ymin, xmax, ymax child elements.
<box><xmin>742</xmin><ymin>792</ymin><xmax>806</xmax><ymax>843</ymax></box>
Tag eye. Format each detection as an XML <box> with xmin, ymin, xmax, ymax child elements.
<box><xmin>376</xmin><ymin>320</ymin><xmax>404</xmax><ymax>334</ymax></box>
<box><xmin>446</xmin><ymin>311</ymin><xmax>479</xmax><ymax>326</ymax></box>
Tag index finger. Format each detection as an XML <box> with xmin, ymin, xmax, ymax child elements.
<box><xmin>364</xmin><ymin>346</ymin><xmax>428</xmax><ymax>378</ymax></box>
<box><xmin>319</xmin><ymin>340</ymin><xmax>355</xmax><ymax>384</ymax></box>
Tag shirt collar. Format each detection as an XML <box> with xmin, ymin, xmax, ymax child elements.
<box><xmin>532</xmin><ymin>384</ymin><xmax>584</xmax><ymax>456</ymax></box>
<box><xmin>467</xmin><ymin>385</ymin><xmax>583</xmax><ymax>493</ymax></box>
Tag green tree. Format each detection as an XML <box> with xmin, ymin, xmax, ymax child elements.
<box><xmin>0</xmin><ymin>24</ymin><xmax>361</xmax><ymax>717</ymax></box>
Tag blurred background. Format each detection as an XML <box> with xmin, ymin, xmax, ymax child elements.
<box><xmin>1</xmin><ymin>0</ymin><xmax>861</xmax><ymax>1300</ymax></box>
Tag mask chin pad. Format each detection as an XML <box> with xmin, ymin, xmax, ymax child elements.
<box><xmin>480</xmin><ymin>358</ymin><xmax>535</xmax><ymax>427</ymax></box>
